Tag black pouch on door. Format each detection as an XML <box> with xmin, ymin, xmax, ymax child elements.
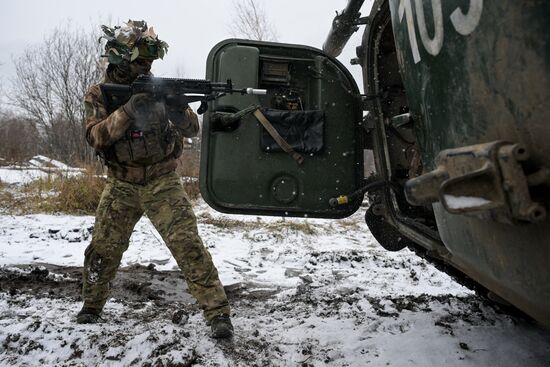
<box><xmin>259</xmin><ymin>108</ymin><xmax>325</xmax><ymax>154</ymax></box>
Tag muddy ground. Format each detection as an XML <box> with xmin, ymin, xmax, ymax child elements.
<box><xmin>0</xmin><ymin>205</ymin><xmax>549</xmax><ymax>366</ymax></box>
<box><xmin>0</xmin><ymin>263</ymin><xmax>549</xmax><ymax>367</ymax></box>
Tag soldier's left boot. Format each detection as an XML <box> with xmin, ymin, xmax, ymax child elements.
<box><xmin>210</xmin><ymin>315</ymin><xmax>234</xmax><ymax>339</ymax></box>
<box><xmin>76</xmin><ymin>307</ymin><xmax>102</xmax><ymax>324</ymax></box>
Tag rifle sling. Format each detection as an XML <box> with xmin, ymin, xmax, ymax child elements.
<box><xmin>253</xmin><ymin>109</ymin><xmax>304</xmax><ymax>165</ymax></box>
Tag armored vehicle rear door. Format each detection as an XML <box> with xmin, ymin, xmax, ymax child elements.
<box><xmin>200</xmin><ymin>39</ymin><xmax>364</xmax><ymax>218</ymax></box>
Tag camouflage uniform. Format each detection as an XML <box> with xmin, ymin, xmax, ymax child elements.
<box><xmin>82</xmin><ymin>69</ymin><xmax>230</xmax><ymax>322</ymax></box>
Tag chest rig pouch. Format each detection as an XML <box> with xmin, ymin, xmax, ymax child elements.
<box><xmin>112</xmin><ymin>109</ymin><xmax>176</xmax><ymax>166</ymax></box>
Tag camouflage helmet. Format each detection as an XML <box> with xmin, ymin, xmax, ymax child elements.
<box><xmin>100</xmin><ymin>20</ymin><xmax>169</xmax><ymax>65</ymax></box>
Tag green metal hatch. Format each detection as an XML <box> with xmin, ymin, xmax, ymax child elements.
<box><xmin>200</xmin><ymin>39</ymin><xmax>363</xmax><ymax>218</ymax></box>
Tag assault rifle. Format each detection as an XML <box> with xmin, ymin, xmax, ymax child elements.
<box><xmin>100</xmin><ymin>75</ymin><xmax>267</xmax><ymax>115</ymax></box>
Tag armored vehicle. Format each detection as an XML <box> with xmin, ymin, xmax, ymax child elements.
<box><xmin>199</xmin><ymin>0</ymin><xmax>550</xmax><ymax>326</ymax></box>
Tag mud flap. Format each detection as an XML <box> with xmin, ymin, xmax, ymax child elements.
<box><xmin>364</xmin><ymin>205</ymin><xmax>412</xmax><ymax>252</ymax></box>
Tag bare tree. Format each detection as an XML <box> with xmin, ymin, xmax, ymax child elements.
<box><xmin>0</xmin><ymin>62</ymin><xmax>3</xmax><ymax>94</ymax></box>
<box><xmin>228</xmin><ymin>0</ymin><xmax>278</xmax><ymax>41</ymax></box>
<box><xmin>0</xmin><ymin>111</ymin><xmax>39</xmax><ymax>163</ymax></box>
<box><xmin>0</xmin><ymin>62</ymin><xmax>5</xmax><ymax>111</ymax></box>
<box><xmin>9</xmin><ymin>22</ymin><xmax>105</xmax><ymax>164</ymax></box>
<box><xmin>172</xmin><ymin>60</ymin><xmax>187</xmax><ymax>78</ymax></box>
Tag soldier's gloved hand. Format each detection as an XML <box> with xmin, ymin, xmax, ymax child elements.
<box><xmin>165</xmin><ymin>96</ymin><xmax>191</xmax><ymax>126</ymax></box>
<box><xmin>165</xmin><ymin>95</ymin><xmax>190</xmax><ymax>110</ymax></box>
<box><xmin>123</xmin><ymin>93</ymin><xmax>154</xmax><ymax>119</ymax></box>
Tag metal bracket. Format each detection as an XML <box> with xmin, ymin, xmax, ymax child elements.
<box><xmin>404</xmin><ymin>141</ymin><xmax>547</xmax><ymax>223</ymax></box>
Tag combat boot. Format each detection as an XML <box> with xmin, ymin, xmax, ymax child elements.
<box><xmin>76</xmin><ymin>307</ymin><xmax>102</xmax><ymax>324</ymax></box>
<box><xmin>210</xmin><ymin>315</ymin><xmax>234</xmax><ymax>339</ymax></box>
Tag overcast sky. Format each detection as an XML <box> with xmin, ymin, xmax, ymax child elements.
<box><xmin>0</xmin><ymin>0</ymin><xmax>373</xmax><ymax>100</ymax></box>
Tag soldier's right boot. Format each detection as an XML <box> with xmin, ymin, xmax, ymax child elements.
<box><xmin>210</xmin><ymin>315</ymin><xmax>234</xmax><ymax>339</ymax></box>
<box><xmin>76</xmin><ymin>306</ymin><xmax>102</xmax><ymax>324</ymax></box>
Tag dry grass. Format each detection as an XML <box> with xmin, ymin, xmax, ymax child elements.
<box><xmin>0</xmin><ymin>184</ymin><xmax>14</xmax><ymax>212</ymax></box>
<box><xmin>176</xmin><ymin>149</ymin><xmax>200</xmax><ymax>178</ymax></box>
<box><xmin>269</xmin><ymin>220</ymin><xmax>318</xmax><ymax>235</ymax></box>
<box><xmin>52</xmin><ymin>173</ymin><xmax>106</xmax><ymax>214</ymax></box>
<box><xmin>177</xmin><ymin>148</ymin><xmax>201</xmax><ymax>201</ymax></box>
<box><xmin>336</xmin><ymin>219</ymin><xmax>361</xmax><ymax>230</ymax></box>
<box><xmin>1</xmin><ymin>169</ymin><xmax>106</xmax><ymax>215</ymax></box>
<box><xmin>198</xmin><ymin>212</ymin><xmax>319</xmax><ymax>235</ymax></box>
<box><xmin>198</xmin><ymin>213</ymin><xmax>255</xmax><ymax>230</ymax></box>
<box><xmin>0</xmin><ymin>164</ymin><xmax>203</xmax><ymax>215</ymax></box>
<box><xmin>182</xmin><ymin>178</ymin><xmax>201</xmax><ymax>201</ymax></box>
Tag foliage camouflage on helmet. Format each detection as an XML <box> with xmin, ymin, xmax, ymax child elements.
<box><xmin>100</xmin><ymin>20</ymin><xmax>169</xmax><ymax>65</ymax></box>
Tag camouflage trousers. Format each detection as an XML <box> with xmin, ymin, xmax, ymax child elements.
<box><xmin>82</xmin><ymin>172</ymin><xmax>230</xmax><ymax>321</ymax></box>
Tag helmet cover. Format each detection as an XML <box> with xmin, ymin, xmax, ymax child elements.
<box><xmin>100</xmin><ymin>20</ymin><xmax>169</xmax><ymax>64</ymax></box>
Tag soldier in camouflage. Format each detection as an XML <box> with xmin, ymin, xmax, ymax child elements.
<box><xmin>78</xmin><ymin>20</ymin><xmax>233</xmax><ymax>339</ymax></box>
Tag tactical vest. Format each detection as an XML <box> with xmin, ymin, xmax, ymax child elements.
<box><xmin>109</xmin><ymin>106</ymin><xmax>177</xmax><ymax>166</ymax></box>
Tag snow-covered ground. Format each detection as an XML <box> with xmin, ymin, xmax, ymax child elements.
<box><xmin>0</xmin><ymin>164</ymin><xmax>549</xmax><ymax>366</ymax></box>
<box><xmin>0</xmin><ymin>167</ymin><xmax>51</xmax><ymax>185</ymax></box>
<box><xmin>0</xmin><ymin>155</ymin><xmax>84</xmax><ymax>185</ymax></box>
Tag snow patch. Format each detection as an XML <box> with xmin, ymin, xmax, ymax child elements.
<box><xmin>444</xmin><ymin>195</ymin><xmax>492</xmax><ymax>209</ymax></box>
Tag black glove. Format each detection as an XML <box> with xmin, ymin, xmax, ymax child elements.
<box><xmin>122</xmin><ymin>93</ymin><xmax>154</xmax><ymax>119</ymax></box>
<box><xmin>164</xmin><ymin>95</ymin><xmax>190</xmax><ymax>125</ymax></box>
<box><xmin>165</xmin><ymin>95</ymin><xmax>190</xmax><ymax>110</ymax></box>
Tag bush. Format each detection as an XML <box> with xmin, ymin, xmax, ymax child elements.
<box><xmin>52</xmin><ymin>172</ymin><xmax>106</xmax><ymax>214</ymax></box>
